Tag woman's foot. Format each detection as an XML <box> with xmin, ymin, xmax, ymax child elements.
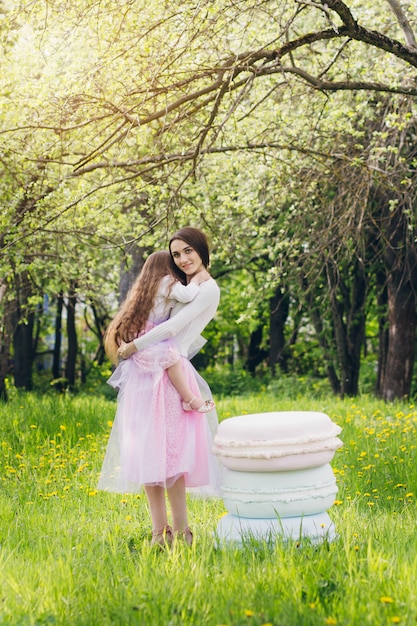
<box><xmin>175</xmin><ymin>527</ymin><xmax>193</xmax><ymax>546</ymax></box>
<box><xmin>182</xmin><ymin>395</ymin><xmax>215</xmax><ymax>413</ymax></box>
<box><xmin>151</xmin><ymin>525</ymin><xmax>173</xmax><ymax>548</ymax></box>
<box><xmin>182</xmin><ymin>527</ymin><xmax>193</xmax><ymax>546</ymax></box>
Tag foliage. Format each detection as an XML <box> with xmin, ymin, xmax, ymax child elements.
<box><xmin>202</xmin><ymin>363</ymin><xmax>270</xmax><ymax>397</ymax></box>
<box><xmin>1</xmin><ymin>0</ymin><xmax>417</xmax><ymax>399</ymax></box>
<box><xmin>0</xmin><ymin>390</ymin><xmax>417</xmax><ymax>624</ymax></box>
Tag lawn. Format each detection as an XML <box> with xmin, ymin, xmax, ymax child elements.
<box><xmin>0</xmin><ymin>390</ymin><xmax>416</xmax><ymax>625</ymax></box>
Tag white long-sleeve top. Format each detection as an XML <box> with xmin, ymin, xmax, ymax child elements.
<box><xmin>150</xmin><ymin>275</ymin><xmax>199</xmax><ymax>323</ymax></box>
<box><xmin>134</xmin><ymin>277</ymin><xmax>220</xmax><ymax>358</ymax></box>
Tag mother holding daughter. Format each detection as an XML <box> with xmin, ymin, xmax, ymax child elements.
<box><xmin>98</xmin><ymin>227</ymin><xmax>220</xmax><ymax>547</ymax></box>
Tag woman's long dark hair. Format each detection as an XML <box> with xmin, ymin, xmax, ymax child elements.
<box><xmin>169</xmin><ymin>227</ymin><xmax>210</xmax><ymax>283</ymax></box>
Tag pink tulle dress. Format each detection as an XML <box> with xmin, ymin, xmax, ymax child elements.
<box><xmin>98</xmin><ymin>277</ymin><xmax>220</xmax><ymax>495</ymax></box>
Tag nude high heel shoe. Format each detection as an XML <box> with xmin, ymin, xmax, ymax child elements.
<box><xmin>151</xmin><ymin>525</ymin><xmax>173</xmax><ymax>548</ymax></box>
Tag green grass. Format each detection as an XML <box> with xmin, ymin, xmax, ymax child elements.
<box><xmin>1</xmin><ymin>390</ymin><xmax>416</xmax><ymax>625</ymax></box>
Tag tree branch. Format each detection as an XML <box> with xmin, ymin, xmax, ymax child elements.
<box><xmin>317</xmin><ymin>0</ymin><xmax>417</xmax><ymax>65</ymax></box>
<box><xmin>277</xmin><ymin>65</ymin><xmax>417</xmax><ymax>95</ymax></box>
<box><xmin>385</xmin><ymin>0</ymin><xmax>417</xmax><ymax>51</ymax></box>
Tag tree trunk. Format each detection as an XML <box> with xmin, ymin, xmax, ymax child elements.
<box><xmin>380</xmin><ymin>273</ymin><xmax>416</xmax><ymax>400</ymax></box>
<box><xmin>310</xmin><ymin>307</ymin><xmax>341</xmax><ymax>395</ymax></box>
<box><xmin>377</xmin><ymin>191</ymin><xmax>417</xmax><ymax>400</ymax></box>
<box><xmin>0</xmin><ymin>298</ymin><xmax>12</xmax><ymax>402</ymax></box>
<box><xmin>302</xmin><ymin>277</ymin><xmax>341</xmax><ymax>394</ymax></box>
<box><xmin>87</xmin><ymin>302</ymin><xmax>107</xmax><ymax>366</ymax></box>
<box><xmin>326</xmin><ymin>258</ymin><xmax>366</xmax><ymax>397</ymax></box>
<box><xmin>33</xmin><ymin>301</ymin><xmax>43</xmax><ymax>363</ymax></box>
<box><xmin>52</xmin><ymin>293</ymin><xmax>63</xmax><ymax>380</ymax></box>
<box><xmin>119</xmin><ymin>244</ymin><xmax>146</xmax><ymax>304</ymax></box>
<box><xmin>65</xmin><ymin>282</ymin><xmax>78</xmax><ymax>388</ymax></box>
<box><xmin>246</xmin><ymin>325</ymin><xmax>267</xmax><ymax>374</ymax></box>
<box><xmin>11</xmin><ymin>272</ymin><xmax>35</xmax><ymax>390</ymax></box>
<box><xmin>12</xmin><ymin>309</ymin><xmax>35</xmax><ymax>390</ymax></box>
<box><xmin>269</xmin><ymin>286</ymin><xmax>290</xmax><ymax>374</ymax></box>
<box><xmin>375</xmin><ymin>268</ymin><xmax>388</xmax><ymax>396</ymax></box>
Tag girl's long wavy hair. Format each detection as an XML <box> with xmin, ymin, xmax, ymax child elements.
<box><xmin>104</xmin><ymin>250</ymin><xmax>177</xmax><ymax>364</ymax></box>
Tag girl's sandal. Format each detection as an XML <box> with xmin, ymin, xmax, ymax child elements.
<box><xmin>182</xmin><ymin>396</ymin><xmax>215</xmax><ymax>413</ymax></box>
<box><xmin>151</xmin><ymin>525</ymin><xmax>173</xmax><ymax>548</ymax></box>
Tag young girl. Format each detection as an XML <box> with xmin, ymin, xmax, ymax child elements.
<box><xmin>99</xmin><ymin>228</ymin><xmax>220</xmax><ymax>547</ymax></box>
<box><xmin>104</xmin><ymin>250</ymin><xmax>214</xmax><ymax>413</ymax></box>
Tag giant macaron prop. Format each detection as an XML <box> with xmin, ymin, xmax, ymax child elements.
<box><xmin>213</xmin><ymin>411</ymin><xmax>342</xmax><ymax>544</ymax></box>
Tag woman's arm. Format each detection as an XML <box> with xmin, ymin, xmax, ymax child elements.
<box><xmin>118</xmin><ymin>279</ymin><xmax>219</xmax><ymax>359</ymax></box>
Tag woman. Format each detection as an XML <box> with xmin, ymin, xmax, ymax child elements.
<box><xmin>98</xmin><ymin>227</ymin><xmax>220</xmax><ymax>547</ymax></box>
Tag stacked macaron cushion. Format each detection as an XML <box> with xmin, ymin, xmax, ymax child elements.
<box><xmin>216</xmin><ymin>512</ymin><xmax>337</xmax><ymax>544</ymax></box>
<box><xmin>220</xmin><ymin>463</ymin><xmax>338</xmax><ymax>519</ymax></box>
<box><xmin>213</xmin><ymin>412</ymin><xmax>342</xmax><ymax>471</ymax></box>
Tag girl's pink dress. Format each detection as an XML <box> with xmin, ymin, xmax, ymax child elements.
<box><xmin>98</xmin><ymin>309</ymin><xmax>219</xmax><ymax>495</ymax></box>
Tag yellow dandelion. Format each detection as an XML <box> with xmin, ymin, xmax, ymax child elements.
<box><xmin>380</xmin><ymin>596</ymin><xmax>394</xmax><ymax>604</ymax></box>
<box><xmin>125</xmin><ymin>515</ymin><xmax>132</xmax><ymax>521</ymax></box>
<box><xmin>391</xmin><ymin>618</ymin><xmax>401</xmax><ymax>624</ymax></box>
<box><xmin>60</xmin><ymin>425</ymin><xmax>66</xmax><ymax>431</ymax></box>
<box><xmin>405</xmin><ymin>493</ymin><xmax>413</xmax><ymax>498</ymax></box>
<box><xmin>325</xmin><ymin>618</ymin><xmax>337</xmax><ymax>625</ymax></box>
<box><xmin>244</xmin><ymin>610</ymin><xmax>254</xmax><ymax>617</ymax></box>
<box><xmin>107</xmin><ymin>420</ymin><xmax>113</xmax><ymax>428</ymax></box>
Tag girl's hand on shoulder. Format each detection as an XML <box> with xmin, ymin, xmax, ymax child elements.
<box><xmin>191</xmin><ymin>270</ymin><xmax>211</xmax><ymax>285</ymax></box>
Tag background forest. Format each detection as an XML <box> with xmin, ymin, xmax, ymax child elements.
<box><xmin>1</xmin><ymin>0</ymin><xmax>417</xmax><ymax>402</ymax></box>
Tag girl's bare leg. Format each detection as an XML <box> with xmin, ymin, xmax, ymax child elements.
<box><xmin>167</xmin><ymin>360</ymin><xmax>215</xmax><ymax>413</ymax></box>
<box><xmin>167</xmin><ymin>361</ymin><xmax>206</xmax><ymax>410</ymax></box>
